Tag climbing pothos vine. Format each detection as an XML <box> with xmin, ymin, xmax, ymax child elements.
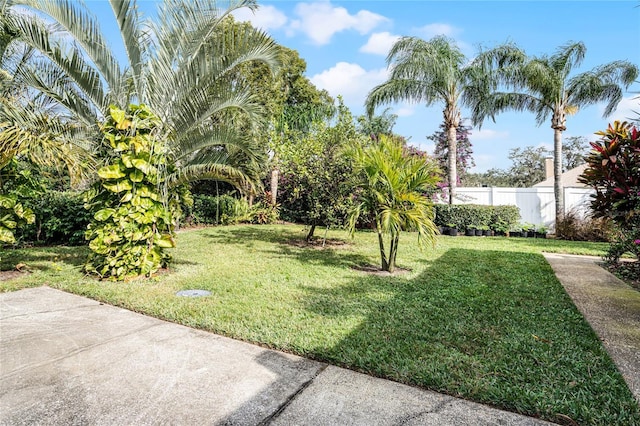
<box><xmin>84</xmin><ymin>105</ymin><xmax>175</xmax><ymax>280</ymax></box>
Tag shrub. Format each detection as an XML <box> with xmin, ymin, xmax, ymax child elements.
<box><xmin>191</xmin><ymin>194</ymin><xmax>243</xmax><ymax>225</ymax></box>
<box><xmin>555</xmin><ymin>209</ymin><xmax>615</xmax><ymax>242</ymax></box>
<box><xmin>0</xmin><ymin>194</ymin><xmax>35</xmax><ymax>244</ymax></box>
<box><xmin>434</xmin><ymin>204</ymin><xmax>520</xmax><ymax>232</ymax></box>
<box><xmin>19</xmin><ymin>191</ymin><xmax>91</xmax><ymax>246</ymax></box>
<box><xmin>579</xmin><ymin>121</ymin><xmax>640</xmax><ymax>260</ymax></box>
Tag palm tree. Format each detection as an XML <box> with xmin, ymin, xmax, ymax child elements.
<box><xmin>348</xmin><ymin>135</ymin><xmax>440</xmax><ymax>273</ymax></box>
<box><xmin>0</xmin><ymin>0</ymin><xmax>280</xmax><ymax>195</ymax></box>
<box><xmin>365</xmin><ymin>35</ymin><xmax>487</xmax><ymax>204</ymax></box>
<box><xmin>473</xmin><ymin>41</ymin><xmax>638</xmax><ymax>226</ymax></box>
<box><xmin>0</xmin><ymin>21</ymin><xmax>94</xmax><ymax>187</ymax></box>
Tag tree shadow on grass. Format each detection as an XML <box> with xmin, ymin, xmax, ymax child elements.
<box><xmin>299</xmin><ymin>247</ymin><xmax>639</xmax><ymax>425</ymax></box>
<box><xmin>0</xmin><ymin>245</ymin><xmax>88</xmax><ymax>271</ymax></box>
<box><xmin>201</xmin><ymin>225</ymin><xmax>372</xmax><ymax>270</ymax></box>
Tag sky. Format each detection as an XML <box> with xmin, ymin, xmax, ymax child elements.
<box><xmin>89</xmin><ymin>0</ymin><xmax>640</xmax><ymax>172</ymax></box>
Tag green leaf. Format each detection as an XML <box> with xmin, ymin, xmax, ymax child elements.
<box><xmin>130</xmin><ymin>169</ymin><xmax>144</xmax><ymax>182</ymax></box>
<box><xmin>94</xmin><ymin>208</ymin><xmax>116</xmax><ymax>222</ymax></box>
<box><xmin>120</xmin><ymin>192</ymin><xmax>133</xmax><ymax>203</ymax></box>
<box><xmin>0</xmin><ymin>227</ymin><xmax>16</xmax><ymax>243</ymax></box>
<box><xmin>22</xmin><ymin>208</ymin><xmax>35</xmax><ymax>224</ymax></box>
<box><xmin>98</xmin><ymin>164</ymin><xmax>126</xmax><ymax>180</ymax></box>
<box><xmin>155</xmin><ymin>234</ymin><xmax>175</xmax><ymax>248</ymax></box>
<box><xmin>0</xmin><ymin>195</ymin><xmax>16</xmax><ymax>209</ymax></box>
<box><xmin>0</xmin><ymin>216</ymin><xmax>17</xmax><ymax>229</ymax></box>
<box><xmin>103</xmin><ymin>180</ymin><xmax>132</xmax><ymax>193</ymax></box>
<box><xmin>109</xmin><ymin>106</ymin><xmax>126</xmax><ymax>125</ymax></box>
<box><xmin>132</xmin><ymin>158</ymin><xmax>156</xmax><ymax>175</ymax></box>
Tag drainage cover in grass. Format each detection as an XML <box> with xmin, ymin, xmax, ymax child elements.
<box><xmin>176</xmin><ymin>289</ymin><xmax>212</xmax><ymax>297</ymax></box>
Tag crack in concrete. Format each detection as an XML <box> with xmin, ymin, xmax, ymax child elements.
<box><xmin>0</xmin><ymin>302</ymin><xmax>102</xmax><ymax>320</ymax></box>
<box><xmin>392</xmin><ymin>396</ymin><xmax>455</xmax><ymax>425</ymax></box>
<box><xmin>259</xmin><ymin>363</ymin><xmax>329</xmax><ymax>425</ymax></box>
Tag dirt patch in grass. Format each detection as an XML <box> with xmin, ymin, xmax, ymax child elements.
<box><xmin>351</xmin><ymin>264</ymin><xmax>411</xmax><ymax>276</ymax></box>
<box><xmin>0</xmin><ymin>270</ymin><xmax>25</xmax><ymax>281</ymax></box>
<box><xmin>286</xmin><ymin>238</ymin><xmax>352</xmax><ymax>250</ymax></box>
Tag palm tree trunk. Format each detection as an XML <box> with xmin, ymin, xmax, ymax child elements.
<box><xmin>447</xmin><ymin>124</ymin><xmax>457</xmax><ymax>204</ymax></box>
<box><xmin>387</xmin><ymin>233</ymin><xmax>399</xmax><ymax>273</ymax></box>
<box><xmin>377</xmin><ymin>231</ymin><xmax>389</xmax><ymax>271</ymax></box>
<box><xmin>553</xmin><ymin>127</ymin><xmax>564</xmax><ymax>228</ymax></box>
<box><xmin>270</xmin><ymin>167</ymin><xmax>279</xmax><ymax>205</ymax></box>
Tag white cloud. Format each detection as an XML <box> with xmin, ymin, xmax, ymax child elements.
<box><xmin>289</xmin><ymin>2</ymin><xmax>388</xmax><ymax>45</ymax></box>
<box><xmin>310</xmin><ymin>62</ymin><xmax>388</xmax><ymax>107</ymax></box>
<box><xmin>470</xmin><ymin>128</ymin><xmax>509</xmax><ymax>141</ymax></box>
<box><xmin>360</xmin><ymin>32</ymin><xmax>400</xmax><ymax>55</ymax></box>
<box><xmin>607</xmin><ymin>96</ymin><xmax>640</xmax><ymax>122</ymax></box>
<box><xmin>232</xmin><ymin>5</ymin><xmax>288</xmax><ymax>31</ymax></box>
<box><xmin>416</xmin><ymin>23</ymin><xmax>460</xmax><ymax>39</ymax></box>
<box><xmin>395</xmin><ymin>105</ymin><xmax>416</xmax><ymax>117</ymax></box>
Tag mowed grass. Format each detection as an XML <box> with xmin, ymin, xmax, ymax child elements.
<box><xmin>1</xmin><ymin>225</ymin><xmax>638</xmax><ymax>425</ymax></box>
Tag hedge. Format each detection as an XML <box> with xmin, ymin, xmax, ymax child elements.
<box><xmin>434</xmin><ymin>204</ymin><xmax>520</xmax><ymax>232</ymax></box>
<box><xmin>18</xmin><ymin>191</ymin><xmax>92</xmax><ymax>246</ymax></box>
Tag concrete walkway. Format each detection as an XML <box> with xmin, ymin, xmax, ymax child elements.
<box><xmin>544</xmin><ymin>253</ymin><xmax>640</xmax><ymax>403</ymax></box>
<box><xmin>2</xmin><ymin>253</ymin><xmax>639</xmax><ymax>425</ymax></box>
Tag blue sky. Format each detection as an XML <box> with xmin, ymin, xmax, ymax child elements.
<box><xmin>90</xmin><ymin>0</ymin><xmax>640</xmax><ymax>172</ymax></box>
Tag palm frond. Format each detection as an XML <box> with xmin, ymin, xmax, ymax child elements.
<box><xmin>5</xmin><ymin>10</ymin><xmax>107</xmax><ymax>111</ymax></box>
<box><xmin>549</xmin><ymin>41</ymin><xmax>586</xmax><ymax>77</ymax></box>
<box><xmin>108</xmin><ymin>0</ymin><xmax>143</xmax><ymax>101</ymax></box>
<box><xmin>15</xmin><ymin>0</ymin><xmax>123</xmax><ymax>102</ymax></box>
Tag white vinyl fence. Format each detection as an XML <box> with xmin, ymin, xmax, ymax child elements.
<box><xmin>440</xmin><ymin>187</ymin><xmax>594</xmax><ymax>229</ymax></box>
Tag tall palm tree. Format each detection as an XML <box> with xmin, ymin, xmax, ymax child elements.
<box><xmin>0</xmin><ymin>0</ymin><xmax>280</xmax><ymax>194</ymax></box>
<box><xmin>365</xmin><ymin>35</ymin><xmax>487</xmax><ymax>204</ymax></box>
<box><xmin>348</xmin><ymin>135</ymin><xmax>440</xmax><ymax>273</ymax></box>
<box><xmin>473</xmin><ymin>41</ymin><xmax>638</xmax><ymax>226</ymax></box>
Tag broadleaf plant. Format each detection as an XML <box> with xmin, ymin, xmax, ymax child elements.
<box><xmin>579</xmin><ymin>121</ymin><xmax>640</xmax><ymax>262</ymax></box>
<box><xmin>84</xmin><ymin>105</ymin><xmax>175</xmax><ymax>280</ymax></box>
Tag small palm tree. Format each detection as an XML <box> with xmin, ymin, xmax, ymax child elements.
<box><xmin>474</xmin><ymin>41</ymin><xmax>638</xmax><ymax>225</ymax></box>
<box><xmin>348</xmin><ymin>135</ymin><xmax>440</xmax><ymax>273</ymax></box>
<box><xmin>365</xmin><ymin>35</ymin><xmax>488</xmax><ymax>204</ymax></box>
<box><xmin>1</xmin><ymin>0</ymin><xmax>280</xmax><ymax>194</ymax></box>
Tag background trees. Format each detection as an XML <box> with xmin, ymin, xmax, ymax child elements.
<box><xmin>465</xmin><ymin>138</ymin><xmax>590</xmax><ymax>188</ymax></box>
<box><xmin>428</xmin><ymin>121</ymin><xmax>475</xmax><ymax>186</ymax></box>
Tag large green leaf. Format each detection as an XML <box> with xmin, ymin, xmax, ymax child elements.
<box><xmin>109</xmin><ymin>106</ymin><xmax>126</xmax><ymax>125</ymax></box>
<box><xmin>131</xmin><ymin>158</ymin><xmax>156</xmax><ymax>175</ymax></box>
<box><xmin>155</xmin><ymin>233</ymin><xmax>175</xmax><ymax>248</ymax></box>
<box><xmin>0</xmin><ymin>195</ymin><xmax>16</xmax><ymax>209</ymax></box>
<box><xmin>98</xmin><ymin>164</ymin><xmax>126</xmax><ymax>180</ymax></box>
<box><xmin>94</xmin><ymin>208</ymin><xmax>116</xmax><ymax>222</ymax></box>
<box><xmin>0</xmin><ymin>227</ymin><xmax>16</xmax><ymax>243</ymax></box>
<box><xmin>103</xmin><ymin>180</ymin><xmax>132</xmax><ymax>193</ymax></box>
<box><xmin>129</xmin><ymin>169</ymin><xmax>144</xmax><ymax>182</ymax></box>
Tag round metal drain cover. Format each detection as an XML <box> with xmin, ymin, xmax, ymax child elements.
<box><xmin>176</xmin><ymin>289</ymin><xmax>212</xmax><ymax>297</ymax></box>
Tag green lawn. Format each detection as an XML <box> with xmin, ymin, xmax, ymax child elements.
<box><xmin>1</xmin><ymin>225</ymin><xmax>638</xmax><ymax>425</ymax></box>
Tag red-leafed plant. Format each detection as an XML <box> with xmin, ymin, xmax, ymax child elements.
<box><xmin>579</xmin><ymin>121</ymin><xmax>640</xmax><ymax>263</ymax></box>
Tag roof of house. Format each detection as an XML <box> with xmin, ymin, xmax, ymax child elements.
<box><xmin>533</xmin><ymin>163</ymin><xmax>589</xmax><ymax>188</ymax></box>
